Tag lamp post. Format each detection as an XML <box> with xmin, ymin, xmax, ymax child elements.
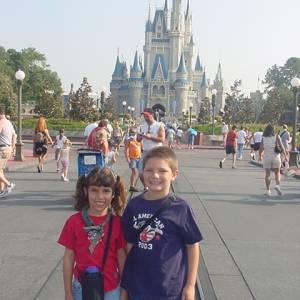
<box><xmin>182</xmin><ymin>109</ymin><xmax>185</xmax><ymax>127</ymax></box>
<box><xmin>128</xmin><ymin>106</ymin><xmax>131</xmax><ymax>119</ymax></box>
<box><xmin>211</xmin><ymin>89</ymin><xmax>217</xmax><ymax>135</ymax></box>
<box><xmin>100</xmin><ymin>86</ymin><xmax>106</xmax><ymax>120</ymax></box>
<box><xmin>122</xmin><ymin>101</ymin><xmax>127</xmax><ymax>124</ymax></box>
<box><xmin>131</xmin><ymin>107</ymin><xmax>135</xmax><ymax>119</ymax></box>
<box><xmin>289</xmin><ymin>77</ymin><xmax>300</xmax><ymax>167</ymax></box>
<box><xmin>189</xmin><ymin>103</ymin><xmax>193</xmax><ymax>126</ymax></box>
<box><xmin>14</xmin><ymin>69</ymin><xmax>25</xmax><ymax>161</ymax></box>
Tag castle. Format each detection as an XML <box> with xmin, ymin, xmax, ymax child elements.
<box><xmin>110</xmin><ymin>0</ymin><xmax>226</xmax><ymax>121</ymax></box>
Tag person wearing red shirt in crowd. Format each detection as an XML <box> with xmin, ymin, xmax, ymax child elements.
<box><xmin>219</xmin><ymin>125</ymin><xmax>238</xmax><ymax>169</ymax></box>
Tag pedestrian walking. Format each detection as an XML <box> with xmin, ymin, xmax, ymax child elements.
<box><xmin>105</xmin><ymin>140</ymin><xmax>117</xmax><ymax>171</ymax></box>
<box><xmin>33</xmin><ymin>117</ymin><xmax>54</xmax><ymax>173</ymax></box>
<box><xmin>58</xmin><ymin>167</ymin><xmax>127</xmax><ymax>300</ymax></box>
<box><xmin>219</xmin><ymin>125</ymin><xmax>238</xmax><ymax>169</ymax></box>
<box><xmin>53</xmin><ymin>128</ymin><xmax>67</xmax><ymax>172</ymax></box>
<box><xmin>253</xmin><ymin>128</ymin><xmax>263</xmax><ymax>156</ymax></box>
<box><xmin>121</xmin><ymin>146</ymin><xmax>203</xmax><ymax>300</ymax></box>
<box><xmin>221</xmin><ymin>122</ymin><xmax>228</xmax><ymax>147</ymax></box>
<box><xmin>186</xmin><ymin>126</ymin><xmax>195</xmax><ymax>150</ymax></box>
<box><xmin>59</xmin><ymin>138</ymin><xmax>73</xmax><ymax>182</ymax></box>
<box><xmin>0</xmin><ymin>108</ymin><xmax>16</xmax><ymax>197</ymax></box>
<box><xmin>237</xmin><ymin>126</ymin><xmax>247</xmax><ymax>160</ymax></box>
<box><xmin>111</xmin><ymin>122</ymin><xmax>123</xmax><ymax>155</ymax></box>
<box><xmin>166</xmin><ymin>126</ymin><xmax>175</xmax><ymax>149</ymax></box>
<box><xmin>176</xmin><ymin>126</ymin><xmax>183</xmax><ymax>149</ymax></box>
<box><xmin>124</xmin><ymin>128</ymin><xmax>142</xmax><ymax>192</ymax></box>
<box><xmin>259</xmin><ymin>124</ymin><xmax>287</xmax><ymax>196</ymax></box>
<box><xmin>83</xmin><ymin>117</ymin><xmax>98</xmax><ymax>147</ymax></box>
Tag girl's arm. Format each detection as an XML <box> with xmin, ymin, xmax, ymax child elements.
<box><xmin>112</xmin><ymin>153</ymin><xmax>116</xmax><ymax>164</ymax></box>
<box><xmin>182</xmin><ymin>243</ymin><xmax>200</xmax><ymax>300</ymax></box>
<box><xmin>44</xmin><ymin>128</ymin><xmax>54</xmax><ymax>145</ymax></box>
<box><xmin>118</xmin><ymin>246</ymin><xmax>130</xmax><ymax>300</ymax></box>
<box><xmin>63</xmin><ymin>247</ymin><xmax>75</xmax><ymax>300</ymax></box>
<box><xmin>258</xmin><ymin>138</ymin><xmax>264</xmax><ymax>161</ymax></box>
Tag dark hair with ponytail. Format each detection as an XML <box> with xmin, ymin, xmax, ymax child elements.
<box><xmin>73</xmin><ymin>167</ymin><xmax>127</xmax><ymax>216</ymax></box>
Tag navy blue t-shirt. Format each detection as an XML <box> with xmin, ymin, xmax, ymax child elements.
<box><xmin>121</xmin><ymin>192</ymin><xmax>203</xmax><ymax>300</ymax></box>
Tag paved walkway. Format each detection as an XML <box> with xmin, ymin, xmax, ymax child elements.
<box><xmin>1</xmin><ymin>143</ymin><xmax>299</xmax><ymax>300</ymax></box>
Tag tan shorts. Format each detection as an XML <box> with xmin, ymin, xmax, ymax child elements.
<box><xmin>263</xmin><ymin>153</ymin><xmax>281</xmax><ymax>169</ymax></box>
<box><xmin>0</xmin><ymin>146</ymin><xmax>12</xmax><ymax>169</ymax></box>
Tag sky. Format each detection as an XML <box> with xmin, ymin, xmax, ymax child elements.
<box><xmin>1</xmin><ymin>0</ymin><xmax>300</xmax><ymax>98</ymax></box>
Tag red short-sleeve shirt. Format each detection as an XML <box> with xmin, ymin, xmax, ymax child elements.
<box><xmin>226</xmin><ymin>130</ymin><xmax>238</xmax><ymax>147</ymax></box>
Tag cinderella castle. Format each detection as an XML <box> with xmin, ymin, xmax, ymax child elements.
<box><xmin>110</xmin><ymin>0</ymin><xmax>226</xmax><ymax>120</ymax></box>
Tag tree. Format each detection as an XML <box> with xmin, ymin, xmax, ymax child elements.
<box><xmin>101</xmin><ymin>94</ymin><xmax>118</xmax><ymax>122</ymax></box>
<box><xmin>0</xmin><ymin>72</ymin><xmax>17</xmax><ymax>116</ymax></box>
<box><xmin>34</xmin><ymin>78</ymin><xmax>62</xmax><ymax>118</ymax></box>
<box><xmin>66</xmin><ymin>77</ymin><xmax>98</xmax><ymax>121</ymax></box>
<box><xmin>0</xmin><ymin>47</ymin><xmax>63</xmax><ymax>101</ymax></box>
<box><xmin>197</xmin><ymin>97</ymin><xmax>211</xmax><ymax>123</ymax></box>
<box><xmin>259</xmin><ymin>88</ymin><xmax>284</xmax><ymax>124</ymax></box>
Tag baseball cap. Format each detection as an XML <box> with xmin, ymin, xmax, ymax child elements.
<box><xmin>141</xmin><ymin>108</ymin><xmax>154</xmax><ymax>116</ymax></box>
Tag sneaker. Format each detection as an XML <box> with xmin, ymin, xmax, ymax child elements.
<box><xmin>219</xmin><ymin>161</ymin><xmax>223</xmax><ymax>168</ymax></box>
<box><xmin>63</xmin><ymin>178</ymin><xmax>69</xmax><ymax>182</ymax></box>
<box><xmin>264</xmin><ymin>190</ymin><xmax>271</xmax><ymax>196</ymax></box>
<box><xmin>237</xmin><ymin>157</ymin><xmax>242</xmax><ymax>160</ymax></box>
<box><xmin>4</xmin><ymin>183</ymin><xmax>15</xmax><ymax>196</ymax></box>
<box><xmin>0</xmin><ymin>191</ymin><xmax>5</xmax><ymax>198</ymax></box>
<box><xmin>61</xmin><ymin>174</ymin><xmax>65</xmax><ymax>180</ymax></box>
<box><xmin>232</xmin><ymin>165</ymin><xmax>237</xmax><ymax>169</ymax></box>
<box><xmin>56</xmin><ymin>169</ymin><xmax>60</xmax><ymax>173</ymax></box>
<box><xmin>129</xmin><ymin>187</ymin><xmax>139</xmax><ymax>192</ymax></box>
<box><xmin>275</xmin><ymin>185</ymin><xmax>282</xmax><ymax>196</ymax></box>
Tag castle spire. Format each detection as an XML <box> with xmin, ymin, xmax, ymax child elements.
<box><xmin>148</xmin><ymin>0</ymin><xmax>151</xmax><ymax>21</ymax></box>
<box><xmin>185</xmin><ymin>0</ymin><xmax>190</xmax><ymax>20</ymax></box>
<box><xmin>201</xmin><ymin>68</ymin><xmax>208</xmax><ymax>87</ymax></box>
<box><xmin>164</xmin><ymin>0</ymin><xmax>168</xmax><ymax>10</ymax></box>
<box><xmin>216</xmin><ymin>62</ymin><xmax>222</xmax><ymax>81</ymax></box>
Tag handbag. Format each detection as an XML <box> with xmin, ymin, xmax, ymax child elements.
<box><xmin>136</xmin><ymin>194</ymin><xmax>176</xmax><ymax>237</ymax></box>
<box><xmin>81</xmin><ymin>216</ymin><xmax>113</xmax><ymax>300</ymax></box>
<box><xmin>274</xmin><ymin>133</ymin><xmax>284</xmax><ymax>154</ymax></box>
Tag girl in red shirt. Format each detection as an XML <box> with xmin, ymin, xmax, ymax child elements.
<box><xmin>58</xmin><ymin>167</ymin><xmax>128</xmax><ymax>300</ymax></box>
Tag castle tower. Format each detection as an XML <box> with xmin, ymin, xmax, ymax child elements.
<box><xmin>212</xmin><ymin>62</ymin><xmax>226</xmax><ymax>112</ymax></box>
<box><xmin>174</xmin><ymin>52</ymin><xmax>189</xmax><ymax>115</ymax></box>
<box><xmin>128</xmin><ymin>51</ymin><xmax>143</xmax><ymax>112</ymax></box>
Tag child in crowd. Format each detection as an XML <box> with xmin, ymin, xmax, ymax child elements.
<box><xmin>166</xmin><ymin>126</ymin><xmax>175</xmax><ymax>149</ymax></box>
<box><xmin>124</xmin><ymin>128</ymin><xmax>142</xmax><ymax>192</ymax></box>
<box><xmin>105</xmin><ymin>140</ymin><xmax>117</xmax><ymax>171</ymax></box>
<box><xmin>121</xmin><ymin>146</ymin><xmax>203</xmax><ymax>300</ymax></box>
<box><xmin>60</xmin><ymin>138</ymin><xmax>72</xmax><ymax>181</ymax></box>
<box><xmin>58</xmin><ymin>167</ymin><xmax>128</xmax><ymax>300</ymax></box>
<box><xmin>176</xmin><ymin>126</ymin><xmax>183</xmax><ymax>149</ymax></box>
<box><xmin>53</xmin><ymin>128</ymin><xmax>67</xmax><ymax>172</ymax></box>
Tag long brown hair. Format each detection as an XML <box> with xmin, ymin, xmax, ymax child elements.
<box><xmin>35</xmin><ymin>117</ymin><xmax>47</xmax><ymax>132</ymax></box>
<box><xmin>73</xmin><ymin>167</ymin><xmax>127</xmax><ymax>216</ymax></box>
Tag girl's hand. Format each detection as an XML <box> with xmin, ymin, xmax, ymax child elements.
<box><xmin>181</xmin><ymin>284</ymin><xmax>195</xmax><ymax>300</ymax></box>
<box><xmin>65</xmin><ymin>291</ymin><xmax>75</xmax><ymax>300</ymax></box>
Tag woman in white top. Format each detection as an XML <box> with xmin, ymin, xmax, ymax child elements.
<box><xmin>176</xmin><ymin>126</ymin><xmax>183</xmax><ymax>149</ymax></box>
<box><xmin>259</xmin><ymin>124</ymin><xmax>287</xmax><ymax>196</ymax></box>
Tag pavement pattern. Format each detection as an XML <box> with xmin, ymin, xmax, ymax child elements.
<box><xmin>0</xmin><ymin>142</ymin><xmax>299</xmax><ymax>300</ymax></box>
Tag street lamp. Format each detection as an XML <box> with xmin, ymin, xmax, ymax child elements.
<box><xmin>122</xmin><ymin>101</ymin><xmax>127</xmax><ymax>124</ymax></box>
<box><xmin>131</xmin><ymin>107</ymin><xmax>135</xmax><ymax>119</ymax></box>
<box><xmin>128</xmin><ymin>106</ymin><xmax>131</xmax><ymax>119</ymax></box>
<box><xmin>100</xmin><ymin>86</ymin><xmax>106</xmax><ymax>120</ymax></box>
<box><xmin>189</xmin><ymin>103</ymin><xmax>193</xmax><ymax>126</ymax></box>
<box><xmin>289</xmin><ymin>77</ymin><xmax>300</xmax><ymax>167</ymax></box>
<box><xmin>182</xmin><ymin>109</ymin><xmax>185</xmax><ymax>127</ymax></box>
<box><xmin>211</xmin><ymin>89</ymin><xmax>217</xmax><ymax>135</ymax></box>
<box><xmin>14</xmin><ymin>69</ymin><xmax>25</xmax><ymax>161</ymax></box>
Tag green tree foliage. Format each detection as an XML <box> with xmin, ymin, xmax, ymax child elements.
<box><xmin>34</xmin><ymin>79</ymin><xmax>62</xmax><ymax>118</ymax></box>
<box><xmin>0</xmin><ymin>46</ymin><xmax>62</xmax><ymax>101</ymax></box>
<box><xmin>0</xmin><ymin>72</ymin><xmax>17</xmax><ymax>116</ymax></box>
<box><xmin>223</xmin><ymin>80</ymin><xmax>255</xmax><ymax>125</ymax></box>
<box><xmin>66</xmin><ymin>77</ymin><xmax>98</xmax><ymax>122</ymax></box>
<box><xmin>263</xmin><ymin>57</ymin><xmax>300</xmax><ymax>111</ymax></box>
<box><xmin>102</xmin><ymin>93</ymin><xmax>118</xmax><ymax>122</ymax></box>
<box><xmin>197</xmin><ymin>97</ymin><xmax>211</xmax><ymax>123</ymax></box>
<box><xmin>259</xmin><ymin>88</ymin><xmax>284</xmax><ymax>124</ymax></box>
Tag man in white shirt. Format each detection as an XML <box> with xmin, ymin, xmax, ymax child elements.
<box><xmin>221</xmin><ymin>122</ymin><xmax>228</xmax><ymax>147</ymax></box>
<box><xmin>137</xmin><ymin>108</ymin><xmax>165</xmax><ymax>190</ymax></box>
<box><xmin>83</xmin><ymin>117</ymin><xmax>98</xmax><ymax>146</ymax></box>
<box><xmin>105</xmin><ymin>119</ymin><xmax>113</xmax><ymax>139</ymax></box>
<box><xmin>253</xmin><ymin>128</ymin><xmax>263</xmax><ymax>157</ymax></box>
<box><xmin>237</xmin><ymin>126</ymin><xmax>247</xmax><ymax>160</ymax></box>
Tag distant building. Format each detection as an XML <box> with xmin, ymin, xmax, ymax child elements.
<box><xmin>250</xmin><ymin>90</ymin><xmax>263</xmax><ymax>119</ymax></box>
<box><xmin>110</xmin><ymin>0</ymin><xmax>226</xmax><ymax>120</ymax></box>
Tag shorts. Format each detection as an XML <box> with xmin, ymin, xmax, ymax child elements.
<box><xmin>188</xmin><ymin>135</ymin><xmax>194</xmax><ymax>144</ymax></box>
<box><xmin>177</xmin><ymin>136</ymin><xmax>182</xmax><ymax>141</ymax></box>
<box><xmin>167</xmin><ymin>137</ymin><xmax>174</xmax><ymax>142</ymax></box>
<box><xmin>60</xmin><ymin>160</ymin><xmax>69</xmax><ymax>167</ymax></box>
<box><xmin>250</xmin><ymin>144</ymin><xmax>254</xmax><ymax>149</ymax></box>
<box><xmin>263</xmin><ymin>154</ymin><xmax>281</xmax><ymax>169</ymax></box>
<box><xmin>55</xmin><ymin>148</ymin><xmax>61</xmax><ymax>160</ymax></box>
<box><xmin>113</xmin><ymin>137</ymin><xmax>122</xmax><ymax>145</ymax></box>
<box><xmin>254</xmin><ymin>142</ymin><xmax>261</xmax><ymax>151</ymax></box>
<box><xmin>72</xmin><ymin>278</ymin><xmax>120</xmax><ymax>300</ymax></box>
<box><xmin>225</xmin><ymin>146</ymin><xmax>236</xmax><ymax>155</ymax></box>
<box><xmin>129</xmin><ymin>158</ymin><xmax>140</xmax><ymax>169</ymax></box>
<box><xmin>0</xmin><ymin>146</ymin><xmax>12</xmax><ymax>169</ymax></box>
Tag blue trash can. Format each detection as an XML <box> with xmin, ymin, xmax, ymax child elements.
<box><xmin>77</xmin><ymin>149</ymin><xmax>104</xmax><ymax>176</ymax></box>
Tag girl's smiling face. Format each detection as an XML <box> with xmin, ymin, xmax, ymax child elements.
<box><xmin>143</xmin><ymin>157</ymin><xmax>178</xmax><ymax>198</ymax></box>
<box><xmin>85</xmin><ymin>185</ymin><xmax>113</xmax><ymax>216</ymax></box>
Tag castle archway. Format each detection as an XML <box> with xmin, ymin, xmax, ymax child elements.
<box><xmin>152</xmin><ymin>104</ymin><xmax>165</xmax><ymax>121</ymax></box>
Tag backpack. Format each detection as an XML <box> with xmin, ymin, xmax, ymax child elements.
<box><xmin>190</xmin><ymin>129</ymin><xmax>197</xmax><ymax>136</ymax></box>
<box><xmin>34</xmin><ymin>132</ymin><xmax>44</xmax><ymax>143</ymax></box>
<box><xmin>87</xmin><ymin>127</ymin><xmax>106</xmax><ymax>149</ymax></box>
